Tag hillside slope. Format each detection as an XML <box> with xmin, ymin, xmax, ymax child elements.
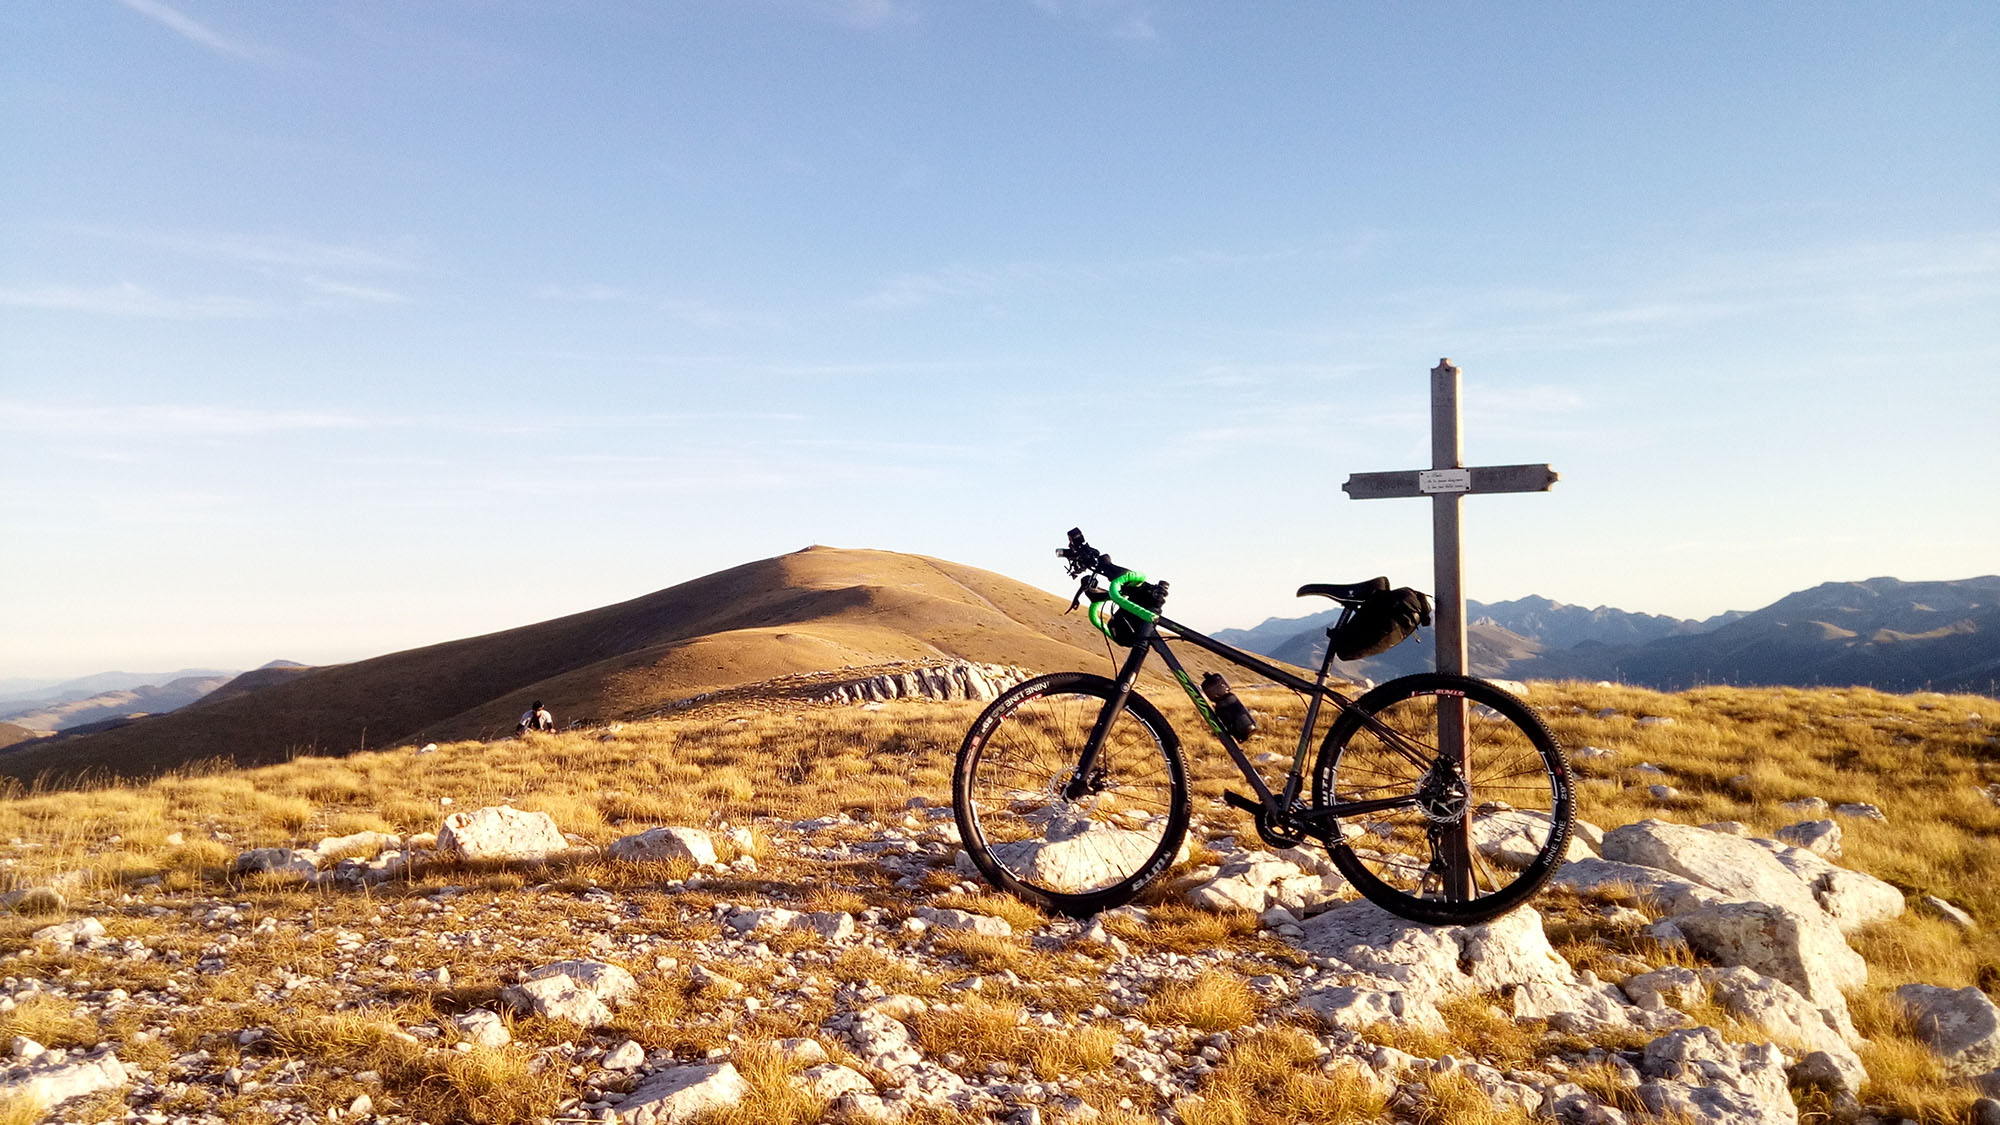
<box><xmin>0</xmin><ymin>547</ymin><xmax>1157</xmax><ymax>783</ymax></box>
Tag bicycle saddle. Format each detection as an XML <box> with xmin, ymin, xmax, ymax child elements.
<box><xmin>1297</xmin><ymin>577</ymin><xmax>1391</xmax><ymax>603</ymax></box>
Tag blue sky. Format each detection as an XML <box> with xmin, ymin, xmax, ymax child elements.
<box><xmin>3</xmin><ymin>1</ymin><xmax>1996</xmax><ymax>679</ymax></box>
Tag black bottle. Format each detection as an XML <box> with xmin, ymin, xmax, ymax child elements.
<box><xmin>1200</xmin><ymin>673</ymin><xmax>1257</xmax><ymax>741</ymax></box>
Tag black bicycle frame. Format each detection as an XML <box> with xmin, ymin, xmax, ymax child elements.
<box><xmin>1061</xmin><ymin>611</ymin><xmax>1435</xmax><ymax>833</ymax></box>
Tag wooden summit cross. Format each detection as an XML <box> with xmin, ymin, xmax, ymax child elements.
<box><xmin>1341</xmin><ymin>358</ymin><xmax>1558</xmax><ymax>899</ymax></box>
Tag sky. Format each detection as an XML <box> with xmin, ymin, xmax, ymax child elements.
<box><xmin>3</xmin><ymin>1</ymin><xmax>1997</xmax><ymax>681</ymax></box>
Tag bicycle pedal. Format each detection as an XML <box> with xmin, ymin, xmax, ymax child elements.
<box><xmin>1222</xmin><ymin>790</ymin><xmax>1262</xmax><ymax>815</ymax></box>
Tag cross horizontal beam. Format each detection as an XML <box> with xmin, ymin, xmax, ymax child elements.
<box><xmin>1342</xmin><ymin>462</ymin><xmax>1559</xmax><ymax>500</ymax></box>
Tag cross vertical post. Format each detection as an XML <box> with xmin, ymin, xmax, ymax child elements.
<box><xmin>1428</xmin><ymin>360</ymin><xmax>1475</xmax><ymax>901</ymax></box>
<box><xmin>1341</xmin><ymin>358</ymin><xmax>1558</xmax><ymax>906</ymax></box>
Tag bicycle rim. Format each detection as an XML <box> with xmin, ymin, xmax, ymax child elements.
<box><xmin>954</xmin><ymin>674</ymin><xmax>1188</xmax><ymax>916</ymax></box>
<box><xmin>1315</xmin><ymin>674</ymin><xmax>1572</xmax><ymax>924</ymax></box>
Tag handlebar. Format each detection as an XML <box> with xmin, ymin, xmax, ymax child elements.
<box><xmin>1058</xmin><ymin>528</ymin><xmax>1165</xmax><ymax>629</ymax></box>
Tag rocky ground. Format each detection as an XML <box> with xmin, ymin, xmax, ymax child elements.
<box><xmin>4</xmin><ymin>789</ymin><xmax>1999</xmax><ymax>1125</ymax></box>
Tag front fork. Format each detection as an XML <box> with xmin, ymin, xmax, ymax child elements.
<box><xmin>1061</xmin><ymin>634</ymin><xmax>1155</xmax><ymax>801</ymax></box>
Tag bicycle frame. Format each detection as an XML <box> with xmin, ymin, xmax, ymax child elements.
<box><xmin>1063</xmin><ymin>609</ymin><xmax>1434</xmax><ymax>840</ymax></box>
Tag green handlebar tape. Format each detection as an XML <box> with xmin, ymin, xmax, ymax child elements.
<box><xmin>1088</xmin><ymin>598</ymin><xmax>1114</xmax><ymax>639</ymax></box>
<box><xmin>1105</xmin><ymin>571</ymin><xmax>1156</xmax><ymax>622</ymax></box>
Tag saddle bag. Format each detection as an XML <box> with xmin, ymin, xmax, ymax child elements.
<box><xmin>1330</xmin><ymin>587</ymin><xmax>1433</xmax><ymax>660</ymax></box>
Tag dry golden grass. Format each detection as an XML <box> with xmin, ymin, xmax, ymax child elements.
<box><xmin>914</xmin><ymin>996</ymin><xmax>1032</xmax><ymax>1064</ymax></box>
<box><xmin>1101</xmin><ymin>901</ymin><xmax>1263</xmax><ymax>955</ymax></box>
<box><xmin>0</xmin><ymin>992</ymin><xmax>102</xmax><ymax>1051</ymax></box>
<box><xmin>1363</xmin><ymin>995</ymin><xmax>1546</xmax><ymax>1069</ymax></box>
<box><xmin>706</xmin><ymin>1041</ymin><xmax>834</xmax><ymax>1125</ymax></box>
<box><xmin>926</xmin><ymin>928</ymin><xmax>1028</xmax><ymax>973</ymax></box>
<box><xmin>0</xmin><ymin>1093</ymin><xmax>44</xmax><ymax>1125</ymax></box>
<box><xmin>1176</xmin><ymin>1026</ymin><xmax>1387</xmax><ymax>1125</ymax></box>
<box><xmin>1406</xmin><ymin>1069</ymin><xmax>1538</xmax><ymax>1125</ymax></box>
<box><xmin>0</xmin><ymin>674</ymin><xmax>1994</xmax><ymax>1123</ymax></box>
<box><xmin>1139</xmin><ymin>970</ymin><xmax>1261</xmax><ymax>1032</ymax></box>
<box><xmin>925</xmin><ymin>890</ymin><xmax>1046</xmax><ymax>932</ymax></box>
<box><xmin>269</xmin><ymin>1010</ymin><xmax>569</xmax><ymax>1123</ymax></box>
<box><xmin>1030</xmin><ymin>1023</ymin><xmax>1120</xmax><ymax>1079</ymax></box>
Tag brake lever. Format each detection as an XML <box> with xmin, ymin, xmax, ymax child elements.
<box><xmin>1065</xmin><ymin>576</ymin><xmax>1103</xmax><ymax>614</ymax></box>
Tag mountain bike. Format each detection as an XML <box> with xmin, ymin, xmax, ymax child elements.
<box><xmin>951</xmin><ymin>530</ymin><xmax>1573</xmax><ymax>925</ymax></box>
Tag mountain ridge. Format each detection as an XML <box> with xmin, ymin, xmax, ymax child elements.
<box><xmin>0</xmin><ymin>547</ymin><xmax>1224</xmax><ymax>785</ymax></box>
<box><xmin>1226</xmin><ymin>576</ymin><xmax>2000</xmax><ymax>695</ymax></box>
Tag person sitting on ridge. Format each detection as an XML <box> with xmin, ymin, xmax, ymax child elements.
<box><xmin>518</xmin><ymin>700</ymin><xmax>555</xmax><ymax>734</ymax></box>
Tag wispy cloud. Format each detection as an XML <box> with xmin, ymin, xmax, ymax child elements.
<box><xmin>0</xmin><ymin>282</ymin><xmax>264</xmax><ymax>319</ymax></box>
<box><xmin>69</xmin><ymin>225</ymin><xmax>418</xmax><ymax>273</ymax></box>
<box><xmin>115</xmin><ymin>0</ymin><xmax>287</xmax><ymax>64</ymax></box>
<box><xmin>1374</xmin><ymin>232</ymin><xmax>2000</xmax><ymax>358</ymax></box>
<box><xmin>856</xmin><ymin>261</ymin><xmax>1106</xmax><ymax>311</ymax></box>
<box><xmin>1030</xmin><ymin>0</ymin><xmax>1158</xmax><ymax>41</ymax></box>
<box><xmin>533</xmin><ymin>283</ymin><xmax>629</xmax><ymax>303</ymax></box>
<box><xmin>854</xmin><ymin>245</ymin><xmax>1302</xmax><ymax>313</ymax></box>
<box><xmin>0</xmin><ymin>403</ymin><xmax>373</xmax><ymax>436</ymax></box>
<box><xmin>303</xmin><ymin>276</ymin><xmax>409</xmax><ymax>304</ymax></box>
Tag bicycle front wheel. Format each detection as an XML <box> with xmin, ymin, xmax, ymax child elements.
<box><xmin>1313</xmin><ymin>673</ymin><xmax>1572</xmax><ymax>925</ymax></box>
<box><xmin>953</xmin><ymin>672</ymin><xmax>1190</xmax><ymax>917</ymax></box>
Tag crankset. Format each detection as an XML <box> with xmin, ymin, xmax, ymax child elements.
<box><xmin>1224</xmin><ymin>789</ymin><xmax>1311</xmax><ymax>849</ymax></box>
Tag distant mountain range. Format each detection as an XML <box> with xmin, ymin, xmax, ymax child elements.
<box><xmin>0</xmin><ymin>661</ymin><xmax>309</xmax><ymax>737</ymax></box>
<box><xmin>0</xmin><ymin>667</ymin><xmax>238</xmax><ymax>709</ymax></box>
<box><xmin>1220</xmin><ymin>577</ymin><xmax>2000</xmax><ymax>695</ymax></box>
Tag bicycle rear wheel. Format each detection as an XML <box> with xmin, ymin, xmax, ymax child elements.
<box><xmin>953</xmin><ymin>672</ymin><xmax>1189</xmax><ymax>917</ymax></box>
<box><xmin>1313</xmin><ymin>673</ymin><xmax>1572</xmax><ymax>925</ymax></box>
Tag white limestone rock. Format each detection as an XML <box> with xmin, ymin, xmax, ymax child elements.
<box><xmin>1922</xmin><ymin>895</ymin><xmax>1977</xmax><ymax>931</ymax></box>
<box><xmin>500</xmin><ymin>960</ymin><xmax>639</xmax><ymax>1026</ymax></box>
<box><xmin>452</xmin><ymin>1009</ymin><xmax>511</xmax><ymax>1048</ymax></box>
<box><xmin>1470</xmin><ymin>808</ymin><xmax>1595</xmax><ymax>866</ymax></box>
<box><xmin>978</xmin><ymin>823</ymin><xmax>1185</xmax><ymax>896</ymax></box>
<box><xmin>231</xmin><ymin>847</ymin><xmax>323</xmax><ymax>880</ymax></box>
<box><xmin>438</xmin><ymin>805</ymin><xmax>568</xmax><ymax>861</ymax></box>
<box><xmin>794</xmin><ymin>1063</ymin><xmax>876</xmax><ymax>1101</ymax></box>
<box><xmin>1549</xmin><ymin>857</ymin><xmax>1724</xmax><ymax>916</ymax></box>
<box><xmin>1633</xmin><ymin>1027</ymin><xmax>1796</xmax><ymax>1125</ymax></box>
<box><xmin>1624</xmin><ymin>965</ymin><xmax>1865</xmax><ymax>1090</ymax></box>
<box><xmin>0</xmin><ymin>1047</ymin><xmax>127</xmax><ymax>1115</ymax></box>
<box><xmin>1298</xmin><ymin>985</ymin><xmax>1441</xmax><ymax>1031</ymax></box>
<box><xmin>772</xmin><ymin>1038</ymin><xmax>829</xmax><ymax>1066</ymax></box>
<box><xmin>313</xmin><ymin>830</ymin><xmax>402</xmax><ymax>861</ymax></box>
<box><xmin>30</xmin><ymin>917</ymin><xmax>105</xmax><ymax>951</ymax></box>
<box><xmin>726</xmin><ymin>906</ymin><xmax>802</xmax><ymax>934</ymax></box>
<box><xmin>617</xmin><ymin>1062</ymin><xmax>750</xmax><ymax>1125</ymax></box>
<box><xmin>1896</xmin><ymin>984</ymin><xmax>2000</xmax><ymax>1079</ymax></box>
<box><xmin>1669</xmin><ymin>900</ymin><xmax>1864</xmax><ymax>1031</ymax></box>
<box><xmin>799</xmin><ymin>911</ymin><xmax>857</xmax><ymax>940</ymax></box>
<box><xmin>1744</xmin><ymin>837</ymin><xmax>1904</xmax><ymax>933</ymax></box>
<box><xmin>608</xmin><ymin>826</ymin><xmax>717</xmax><ymax>866</ymax></box>
<box><xmin>1291</xmin><ymin>900</ymin><xmax>1635</xmax><ymax>1037</ymax></box>
<box><xmin>914</xmin><ymin>906</ymin><xmax>1012</xmax><ymax>937</ymax></box>
<box><xmin>835</xmin><ymin>1009</ymin><xmax>923</xmax><ymax>1073</ymax></box>
<box><xmin>1599</xmin><ymin>819</ymin><xmax>1823</xmax><ymax>920</ymax></box>
<box><xmin>1776</xmin><ymin>819</ymin><xmax>1843</xmax><ymax>858</ymax></box>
